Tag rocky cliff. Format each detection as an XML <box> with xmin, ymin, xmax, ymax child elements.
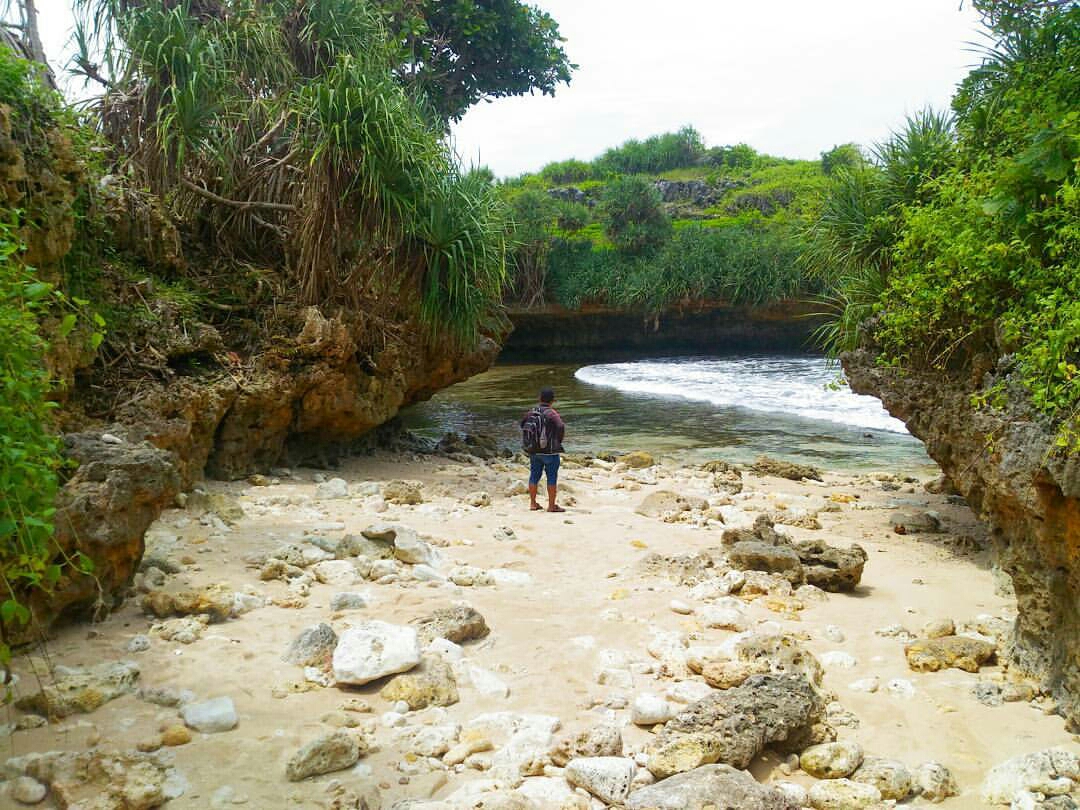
<box><xmin>502</xmin><ymin>301</ymin><xmax>824</xmax><ymax>361</ymax></box>
<box><xmin>844</xmin><ymin>349</ymin><xmax>1080</xmax><ymax>730</ymax></box>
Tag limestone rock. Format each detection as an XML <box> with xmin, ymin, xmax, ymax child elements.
<box><xmin>733</xmin><ymin>633</ymin><xmax>825</xmax><ymax>687</ymax></box>
<box><xmin>726</xmin><ymin>541</ymin><xmax>803</xmax><ymax>585</ymax></box>
<box><xmin>181</xmin><ymin>696</ymin><xmax>238</xmax><ymax>733</ymax></box>
<box><xmin>905</xmin><ymin>635</ymin><xmax>997</xmax><ymax>672</ymax></box>
<box><xmin>807</xmin><ymin>778</ymin><xmax>882</xmax><ymax>809</ymax></box>
<box><xmin>150</xmin><ymin>615</ymin><xmax>207</xmax><ymax>644</ymax></box>
<box><xmin>853</xmin><ymin>757</ymin><xmax>913</xmax><ymax>801</ymax></box>
<box><xmin>283</xmin><ymin>622</ymin><xmax>337</xmax><ymax>668</ymax></box>
<box><xmin>413</xmin><ymin>605</ymin><xmax>490</xmax><ymax>646</ymax></box>
<box><xmin>551</xmin><ymin>723</ymin><xmax>623</xmax><ymax>767</ymax></box>
<box><xmin>915</xmin><ymin>761</ymin><xmax>958</xmax><ymax>802</ymax></box>
<box><xmin>922</xmin><ymin>618</ymin><xmax>956</xmax><ymax>639</ymax></box>
<box><xmin>647</xmin><ymin>674</ymin><xmax>829</xmax><ymax>777</ymax></box>
<box><xmin>315</xmin><ymin>477</ymin><xmax>349</xmax><ymax>499</ymax></box>
<box><xmin>632</xmin><ymin>693</ymin><xmax>674</xmax><ymax>726</ymax></box>
<box><xmin>620</xmin><ymin>451</ymin><xmax>655</xmax><ymax>469</ymax></box>
<box><xmin>392</xmin><ymin>527</ymin><xmax>438</xmax><ymax>566</ymax></box>
<box><xmin>333</xmin><ymin>622</ymin><xmax>421</xmax><ymax>686</ymax></box>
<box><xmin>465</xmin><ymin>491</ymin><xmax>491</xmax><ymax>507</ymax></box>
<box><xmin>6</xmin><ymin>749</ymin><xmax>177</xmax><ymax>809</ymax></box>
<box><xmin>383</xmin><ymin>480</ymin><xmax>423</xmax><ymax>505</ymax></box>
<box><xmin>380</xmin><ymin>658</ymin><xmax>458</xmax><ymax>710</ymax></box>
<box><xmin>286</xmin><ymin>730</ymin><xmax>363</xmax><ymax>781</ymax></box>
<box><xmin>701</xmin><ymin>660</ymin><xmax>768</xmax><ymax>690</ymax></box>
<box><xmin>981</xmin><ymin>748</ymin><xmax>1079</xmax><ymax>805</ymax></box>
<box><xmin>15</xmin><ymin>660</ymin><xmax>140</xmax><ymax>718</ymax></box>
<box><xmin>565</xmin><ymin>757</ymin><xmax>636</xmax><ymax>804</ymax></box>
<box><xmin>10</xmin><ymin>775</ymin><xmax>47</xmax><ymax>804</ymax></box>
<box><xmin>626</xmin><ymin>763</ymin><xmax>800</xmax><ymax>810</ymax></box>
<box><xmin>794</xmin><ymin>540</ymin><xmax>867</xmax><ymax>593</ymax></box>
<box><xmin>142</xmin><ymin>583</ymin><xmax>235</xmax><ymax>622</ymax></box>
<box><xmin>750</xmin><ymin>456</ymin><xmax>822</xmax><ymax>481</ymax></box>
<box><xmin>312</xmin><ymin>560</ymin><xmax>359</xmax><ymax>586</ymax></box>
<box><xmin>330</xmin><ymin>592</ymin><xmax>367</xmax><ymax>611</ymax></box>
<box><xmin>637</xmin><ymin>491</ymin><xmax>695</xmax><ymax>518</ymax></box>
<box><xmin>799</xmin><ymin>741</ymin><xmax>864</xmax><ymax>779</ymax></box>
<box><xmin>890</xmin><ymin>510</ymin><xmax>942</xmax><ymax>534</ymax></box>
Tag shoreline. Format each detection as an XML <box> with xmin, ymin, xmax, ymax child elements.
<box><xmin>3</xmin><ymin>447</ymin><xmax>1076</xmax><ymax>808</ymax></box>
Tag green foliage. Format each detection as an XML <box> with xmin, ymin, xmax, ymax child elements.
<box><xmin>75</xmin><ymin>0</ymin><xmax>514</xmax><ymax>343</ymax></box>
<box><xmin>596</xmin><ymin>126</ymin><xmax>706</xmax><ymax>175</ymax></box>
<box><xmin>820</xmin><ymin>143</ymin><xmax>865</xmax><ymax>177</ymax></box>
<box><xmin>598</xmin><ymin>177</ymin><xmax>672</xmax><ymax>256</ymax></box>
<box><xmin>0</xmin><ymin>220</ymin><xmax>61</xmax><ymax>659</ymax></box>
<box><xmin>385</xmin><ymin>0</ymin><xmax>575</xmax><ymax>122</ymax></box>
<box><xmin>540</xmin><ymin>159</ymin><xmax>595</xmax><ymax>185</ymax></box>
<box><xmin>805</xmin><ymin>4</ymin><xmax>1080</xmax><ymax>450</ymax></box>
<box><xmin>703</xmin><ymin>143</ymin><xmax>759</xmax><ymax>170</ymax></box>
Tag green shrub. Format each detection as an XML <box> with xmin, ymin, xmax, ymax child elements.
<box><xmin>599</xmin><ymin>176</ymin><xmax>672</xmax><ymax>256</ymax></box>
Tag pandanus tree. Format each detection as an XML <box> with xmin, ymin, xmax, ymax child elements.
<box><xmin>70</xmin><ymin>0</ymin><xmax>568</xmax><ymax>341</ymax></box>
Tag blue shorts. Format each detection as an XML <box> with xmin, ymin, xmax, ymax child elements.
<box><xmin>529</xmin><ymin>453</ymin><xmax>560</xmax><ymax>486</ymax></box>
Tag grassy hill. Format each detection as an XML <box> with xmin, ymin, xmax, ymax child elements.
<box><xmin>498</xmin><ymin>127</ymin><xmax>837</xmax><ymax>313</ymax></box>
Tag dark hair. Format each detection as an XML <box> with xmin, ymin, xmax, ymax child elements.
<box><xmin>539</xmin><ymin>387</ymin><xmax>555</xmax><ymax>403</ymax></box>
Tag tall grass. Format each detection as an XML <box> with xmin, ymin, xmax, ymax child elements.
<box><xmin>74</xmin><ymin>0</ymin><xmax>507</xmax><ymax>342</ymax></box>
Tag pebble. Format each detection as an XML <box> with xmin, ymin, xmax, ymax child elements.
<box><xmin>820</xmin><ymin>651</ymin><xmax>858</xmax><ymax>669</ymax></box>
<box><xmin>181</xmin><ymin>697</ymin><xmax>238</xmax><ymax>733</ymax></box>
<box><xmin>807</xmin><ymin>778</ymin><xmax>882</xmax><ymax>809</ymax></box>
<box><xmin>916</xmin><ymin>761</ymin><xmax>958</xmax><ymax>802</ymax></box>
<box><xmin>886</xmin><ymin>678</ymin><xmax>916</xmax><ymax>698</ymax></box>
<box><xmin>669</xmin><ymin>599</ymin><xmax>693</xmax><ymax>615</ymax></box>
<box><xmin>631</xmin><ymin>693</ymin><xmax>673</xmax><ymax>726</ymax></box>
<box><xmin>11</xmin><ymin>775</ymin><xmax>47</xmax><ymax>804</ymax></box>
<box><xmin>824</xmin><ymin>625</ymin><xmax>845</xmax><ymax>643</ymax></box>
<box><xmin>125</xmin><ymin>635</ymin><xmax>151</xmax><ymax>653</ymax></box>
<box><xmin>565</xmin><ymin>756</ymin><xmax>636</xmax><ymax>804</ymax></box>
<box><xmin>848</xmin><ymin>677</ymin><xmax>880</xmax><ymax>693</ymax></box>
<box><xmin>800</xmin><ymin>740</ymin><xmax>864</xmax><ymax>779</ymax></box>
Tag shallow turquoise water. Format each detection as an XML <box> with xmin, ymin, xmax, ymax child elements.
<box><xmin>401</xmin><ymin>356</ymin><xmax>936</xmax><ymax>473</ymax></box>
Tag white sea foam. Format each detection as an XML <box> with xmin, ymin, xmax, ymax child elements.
<box><xmin>574</xmin><ymin>357</ymin><xmax>908</xmax><ymax>434</ymax></box>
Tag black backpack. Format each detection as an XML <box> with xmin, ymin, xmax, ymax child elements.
<box><xmin>521</xmin><ymin>406</ymin><xmax>550</xmax><ymax>453</ymax></box>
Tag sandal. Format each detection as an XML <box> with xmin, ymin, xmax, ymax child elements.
<box><xmin>530</xmin><ymin>503</ymin><xmax>543</xmax><ymax>511</ymax></box>
<box><xmin>547</xmin><ymin>505</ymin><xmax>566</xmax><ymax>513</ymax></box>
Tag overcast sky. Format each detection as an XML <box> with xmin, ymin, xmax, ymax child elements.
<box><xmin>34</xmin><ymin>0</ymin><xmax>986</xmax><ymax>177</ymax></box>
<box><xmin>451</xmin><ymin>0</ymin><xmax>987</xmax><ymax>177</ymax></box>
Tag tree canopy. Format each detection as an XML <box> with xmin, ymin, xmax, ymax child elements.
<box><xmin>386</xmin><ymin>0</ymin><xmax>575</xmax><ymax>122</ymax></box>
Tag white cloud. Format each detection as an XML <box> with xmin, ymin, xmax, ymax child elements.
<box><xmin>451</xmin><ymin>0</ymin><xmax>985</xmax><ymax>176</ymax></box>
<box><xmin>32</xmin><ymin>0</ymin><xmax>985</xmax><ymax>176</ymax></box>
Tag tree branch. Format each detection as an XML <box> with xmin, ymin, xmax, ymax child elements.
<box><xmin>180</xmin><ymin>177</ymin><xmax>297</xmax><ymax>212</ymax></box>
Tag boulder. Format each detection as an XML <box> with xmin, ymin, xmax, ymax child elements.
<box><xmin>286</xmin><ymin>730</ymin><xmax>363</xmax><ymax>781</ymax></box>
<box><xmin>799</xmin><ymin>741</ymin><xmax>864</xmax><ymax>779</ymax></box>
<box><xmin>332</xmin><ymin>622</ymin><xmax>421</xmax><ymax>685</ymax></box>
<box><xmin>637</xmin><ymin>491</ymin><xmax>695</xmax><ymax>518</ymax></box>
<box><xmin>413</xmin><ymin>605</ymin><xmax>490</xmax><ymax>646</ymax></box>
<box><xmin>283</xmin><ymin>623</ymin><xmax>338</xmax><ymax>668</ymax></box>
<box><xmin>647</xmin><ymin>674</ymin><xmax>829</xmax><ymax>777</ymax></box>
<box><xmin>853</xmin><ymin>757</ymin><xmax>914</xmax><ymax>801</ymax></box>
<box><xmin>749</xmin><ymin>456</ymin><xmax>822</xmax><ymax>481</ymax></box>
<box><xmin>551</xmin><ymin>723</ymin><xmax>623</xmax><ymax>767</ymax></box>
<box><xmin>915</xmin><ymin>761</ymin><xmax>958</xmax><ymax>802</ymax></box>
<box><xmin>382</xmin><ymin>480</ymin><xmax>423</xmax><ymax>505</ymax></box>
<box><xmin>726</xmin><ymin>541</ymin><xmax>804</xmax><ymax>585</ymax></box>
<box><xmin>890</xmin><ymin>510</ymin><xmax>942</xmax><ymax>534</ymax></box>
<box><xmin>380</xmin><ymin>658</ymin><xmax>459</xmax><ymax>710</ymax></box>
<box><xmin>905</xmin><ymin>636</ymin><xmax>997</xmax><ymax>672</ymax></box>
<box><xmin>16</xmin><ymin>660</ymin><xmax>140</xmax><ymax>718</ymax></box>
<box><xmin>391</xmin><ymin>527</ymin><xmax>438</xmax><ymax>566</ymax></box>
<box><xmin>626</xmin><ymin>763</ymin><xmax>800</xmax><ymax>810</ymax></box>
<box><xmin>807</xmin><ymin>778</ymin><xmax>882</xmax><ymax>809</ymax></box>
<box><xmin>981</xmin><ymin>748</ymin><xmax>1079</xmax><ymax>805</ymax></box>
<box><xmin>565</xmin><ymin>757</ymin><xmax>636</xmax><ymax>804</ymax></box>
<box><xmin>620</xmin><ymin>451</ymin><xmax>655</xmax><ymax>469</ymax></box>
<box><xmin>795</xmin><ymin>540</ymin><xmax>867</xmax><ymax>592</ymax></box>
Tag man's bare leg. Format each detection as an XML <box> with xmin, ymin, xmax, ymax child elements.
<box><xmin>528</xmin><ymin>484</ymin><xmax>542</xmax><ymax>510</ymax></box>
<box><xmin>547</xmin><ymin>485</ymin><xmax>564</xmax><ymax>512</ymax></box>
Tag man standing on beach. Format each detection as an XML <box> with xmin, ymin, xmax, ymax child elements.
<box><xmin>521</xmin><ymin>387</ymin><xmax>566</xmax><ymax>513</ymax></box>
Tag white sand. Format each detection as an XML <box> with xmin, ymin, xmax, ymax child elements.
<box><xmin>4</xmin><ymin>451</ymin><xmax>1076</xmax><ymax>808</ymax></box>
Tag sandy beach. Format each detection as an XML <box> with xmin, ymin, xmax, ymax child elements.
<box><xmin>3</xmin><ymin>446</ymin><xmax>1076</xmax><ymax>808</ymax></box>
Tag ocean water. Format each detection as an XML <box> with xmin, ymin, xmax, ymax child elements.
<box><xmin>401</xmin><ymin>355</ymin><xmax>935</xmax><ymax>472</ymax></box>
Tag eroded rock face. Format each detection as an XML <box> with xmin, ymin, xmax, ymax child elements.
<box><xmin>844</xmin><ymin>348</ymin><xmax>1080</xmax><ymax>728</ymax></box>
